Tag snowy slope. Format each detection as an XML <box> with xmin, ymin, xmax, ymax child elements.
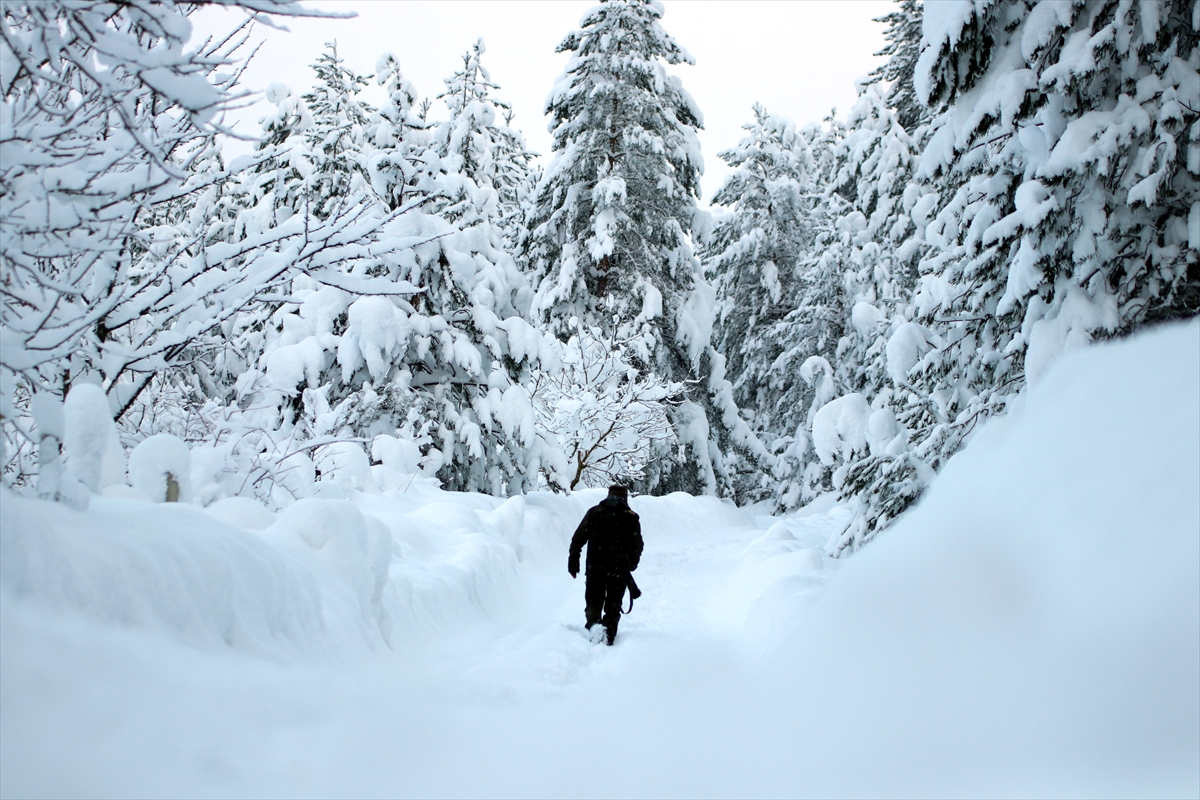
<box><xmin>1</xmin><ymin>320</ymin><xmax>1197</xmax><ymax>798</ymax></box>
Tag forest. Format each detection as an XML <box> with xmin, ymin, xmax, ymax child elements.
<box><xmin>2</xmin><ymin>1</ymin><xmax>1198</xmax><ymax>796</ymax></box>
<box><xmin>2</xmin><ymin>0</ymin><xmax>1197</xmax><ymax>550</ymax></box>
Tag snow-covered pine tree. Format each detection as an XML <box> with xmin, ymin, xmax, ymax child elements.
<box><xmin>525</xmin><ymin>0</ymin><xmax>704</xmax><ymax>353</ymax></box>
<box><xmin>251</xmin><ymin>82</ymin><xmax>315</xmax><ymax>223</ymax></box>
<box><xmin>702</xmin><ymin>111</ymin><xmax>858</xmax><ymax>507</ymax></box>
<box><xmin>832</xmin><ymin>0</ymin><xmax>1200</xmax><ymax>553</ymax></box>
<box><xmin>435</xmin><ymin>38</ymin><xmax>536</xmax><ymax>240</ymax></box>
<box><xmin>187</xmin><ymin>37</ymin><xmax>566</xmax><ymax>504</ymax></box>
<box><xmin>366</xmin><ymin>53</ymin><xmax>436</xmax><ymax>213</ymax></box>
<box><xmin>705</xmin><ymin>105</ymin><xmax>818</xmax><ymax>426</ymax></box>
<box><xmin>301</xmin><ymin>41</ymin><xmax>373</xmax><ymax>220</ymax></box>
<box><xmin>526</xmin><ymin>0</ymin><xmax>770</xmax><ymax>496</ymax></box>
<box><xmin>864</xmin><ymin>0</ymin><xmax>929</xmax><ymax>135</ymax></box>
<box><xmin>492</xmin><ymin>105</ymin><xmax>540</xmax><ymax>253</ymax></box>
<box><xmin>784</xmin><ymin>85</ymin><xmax>928</xmax><ymax>516</ymax></box>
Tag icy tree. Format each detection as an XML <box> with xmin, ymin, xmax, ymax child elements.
<box><xmin>0</xmin><ymin>1</ymin><xmax>529</xmax><ymax>503</ymax></box>
<box><xmin>830</xmin><ymin>0</ymin><xmax>1200</xmax><ymax>553</ymax></box>
<box><xmin>765</xmin><ymin>84</ymin><xmax>930</xmax><ymax>519</ymax></box>
<box><xmin>701</xmin><ymin>112</ymin><xmax>853</xmax><ymax>505</ymax></box>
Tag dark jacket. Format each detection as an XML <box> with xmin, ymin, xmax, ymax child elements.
<box><xmin>568</xmin><ymin>495</ymin><xmax>643</xmax><ymax>576</ymax></box>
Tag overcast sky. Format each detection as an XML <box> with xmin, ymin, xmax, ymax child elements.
<box><xmin>192</xmin><ymin>0</ymin><xmax>893</xmax><ymax>205</ymax></box>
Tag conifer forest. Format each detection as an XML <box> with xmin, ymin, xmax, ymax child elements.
<box><xmin>1</xmin><ymin>1</ymin><xmax>1197</xmax><ymax>796</ymax></box>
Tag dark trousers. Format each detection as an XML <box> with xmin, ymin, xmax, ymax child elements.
<box><xmin>584</xmin><ymin>571</ymin><xmax>626</xmax><ymax>636</ymax></box>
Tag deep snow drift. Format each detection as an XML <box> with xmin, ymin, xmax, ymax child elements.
<box><xmin>1</xmin><ymin>319</ymin><xmax>1197</xmax><ymax>798</ymax></box>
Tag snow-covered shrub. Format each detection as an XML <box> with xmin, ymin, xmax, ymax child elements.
<box><xmin>531</xmin><ymin>321</ymin><xmax>683</xmax><ymax>490</ymax></box>
<box><xmin>62</xmin><ymin>384</ymin><xmax>125</xmax><ymax>495</ymax></box>
<box><xmin>128</xmin><ymin>434</ymin><xmax>192</xmax><ymax>503</ymax></box>
<box><xmin>315</xmin><ymin>442</ymin><xmax>376</xmax><ymax>495</ymax></box>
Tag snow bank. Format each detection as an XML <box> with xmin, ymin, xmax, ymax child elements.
<box><xmin>751</xmin><ymin>316</ymin><xmax>1199</xmax><ymax>795</ymax></box>
<box><xmin>0</xmin><ymin>477</ymin><xmax>574</xmax><ymax>666</ymax></box>
<box><xmin>0</xmin><ymin>495</ymin><xmax>328</xmax><ymax>656</ymax></box>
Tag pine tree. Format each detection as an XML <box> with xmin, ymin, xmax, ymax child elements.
<box><xmin>525</xmin><ymin>0</ymin><xmax>705</xmax><ymax>368</ymax></box>
<box><xmin>251</xmin><ymin>82</ymin><xmax>314</xmax><ymax>223</ymax></box>
<box><xmin>524</xmin><ymin>0</ymin><xmax>772</xmax><ymax>496</ymax></box>
<box><xmin>785</xmin><ymin>87</ymin><xmax>927</xmax><ymax>516</ymax></box>
<box><xmin>365</xmin><ymin>53</ymin><xmax>434</xmax><ymax>213</ymax></box>
<box><xmin>833</xmin><ymin>0</ymin><xmax>1200</xmax><ymax>553</ymax></box>
<box><xmin>705</xmin><ymin>105</ymin><xmax>818</xmax><ymax>423</ymax></box>
<box><xmin>435</xmin><ymin>38</ymin><xmax>535</xmax><ymax>238</ymax></box>
<box><xmin>301</xmin><ymin>41</ymin><xmax>373</xmax><ymax>220</ymax></box>
<box><xmin>865</xmin><ymin>0</ymin><xmax>928</xmax><ymax>134</ymax></box>
<box><xmin>193</xmin><ymin>39</ymin><xmax>567</xmax><ymax>503</ymax></box>
<box><xmin>491</xmin><ymin>105</ymin><xmax>539</xmax><ymax>252</ymax></box>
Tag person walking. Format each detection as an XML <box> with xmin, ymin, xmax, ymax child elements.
<box><xmin>568</xmin><ymin>485</ymin><xmax>644</xmax><ymax>645</ymax></box>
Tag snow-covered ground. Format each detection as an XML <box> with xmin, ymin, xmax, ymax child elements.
<box><xmin>2</xmin><ymin>319</ymin><xmax>1197</xmax><ymax>798</ymax></box>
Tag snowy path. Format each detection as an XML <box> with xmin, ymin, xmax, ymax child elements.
<box><xmin>1</xmin><ymin>486</ymin><xmax>849</xmax><ymax>798</ymax></box>
<box><xmin>409</xmin><ymin>495</ymin><xmax>843</xmax><ymax>704</ymax></box>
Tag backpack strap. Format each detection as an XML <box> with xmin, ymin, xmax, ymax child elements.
<box><xmin>622</xmin><ymin>573</ymin><xmax>641</xmax><ymax>614</ymax></box>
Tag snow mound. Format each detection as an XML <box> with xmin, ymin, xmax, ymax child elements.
<box><xmin>128</xmin><ymin>434</ymin><xmax>192</xmax><ymax>503</ymax></box>
<box><xmin>763</xmin><ymin>318</ymin><xmax>1200</xmax><ymax>794</ymax></box>
<box><xmin>62</xmin><ymin>383</ymin><xmax>125</xmax><ymax>493</ymax></box>
<box><xmin>0</xmin><ymin>496</ymin><xmax>327</xmax><ymax>655</ymax></box>
<box><xmin>811</xmin><ymin>392</ymin><xmax>871</xmax><ymax>465</ymax></box>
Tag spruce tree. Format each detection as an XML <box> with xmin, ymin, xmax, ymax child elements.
<box><xmin>251</xmin><ymin>82</ymin><xmax>314</xmax><ymax>223</ymax></box>
<box><xmin>525</xmin><ymin>0</ymin><xmax>704</xmax><ymax>366</ymax></box>
<box><xmin>366</xmin><ymin>53</ymin><xmax>435</xmax><ymax>212</ymax></box>
<box><xmin>301</xmin><ymin>41</ymin><xmax>373</xmax><ymax>220</ymax></box>
<box><xmin>833</xmin><ymin>0</ymin><xmax>1200</xmax><ymax>553</ymax></box>
<box><xmin>865</xmin><ymin>0</ymin><xmax>928</xmax><ymax>134</ymax></box>
<box><xmin>435</xmin><ymin>38</ymin><xmax>535</xmax><ymax>239</ymax></box>
<box><xmin>705</xmin><ymin>105</ymin><xmax>818</xmax><ymax>424</ymax></box>
<box><xmin>525</xmin><ymin>0</ymin><xmax>771</xmax><ymax>496</ymax></box>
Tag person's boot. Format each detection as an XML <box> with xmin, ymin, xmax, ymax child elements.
<box><xmin>605</xmin><ymin>626</ymin><xmax>617</xmax><ymax>646</ymax></box>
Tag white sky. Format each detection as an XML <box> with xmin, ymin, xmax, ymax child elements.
<box><xmin>192</xmin><ymin>0</ymin><xmax>892</xmax><ymax>205</ymax></box>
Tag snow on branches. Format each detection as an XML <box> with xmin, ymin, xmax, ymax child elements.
<box><xmin>532</xmin><ymin>319</ymin><xmax>683</xmax><ymax>490</ymax></box>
